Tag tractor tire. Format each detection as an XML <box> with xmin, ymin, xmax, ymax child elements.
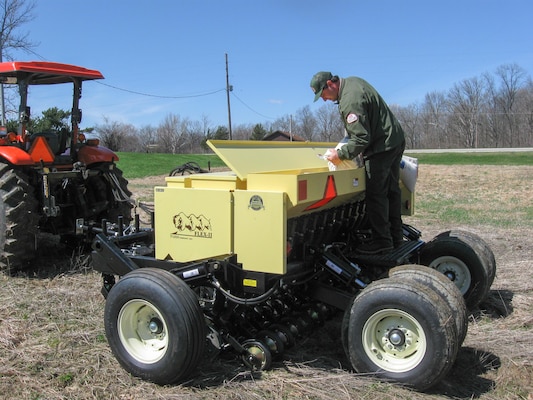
<box><xmin>61</xmin><ymin>165</ymin><xmax>133</xmax><ymax>249</ymax></box>
<box><xmin>0</xmin><ymin>164</ymin><xmax>39</xmax><ymax>272</ymax></box>
<box><xmin>419</xmin><ymin>231</ymin><xmax>493</xmax><ymax>309</ymax></box>
<box><xmin>389</xmin><ymin>264</ymin><xmax>468</xmax><ymax>345</ymax></box>
<box><xmin>346</xmin><ymin>277</ymin><xmax>458</xmax><ymax>391</ymax></box>
<box><xmin>104</xmin><ymin>268</ymin><xmax>205</xmax><ymax>385</ymax></box>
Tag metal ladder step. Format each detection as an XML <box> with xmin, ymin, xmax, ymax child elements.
<box><xmin>349</xmin><ymin>239</ymin><xmax>425</xmax><ymax>268</ymax></box>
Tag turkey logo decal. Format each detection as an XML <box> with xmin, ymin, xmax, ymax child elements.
<box><xmin>172</xmin><ymin>212</ymin><xmax>212</xmax><ymax>238</ymax></box>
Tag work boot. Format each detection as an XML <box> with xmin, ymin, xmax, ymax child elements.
<box><xmin>357</xmin><ymin>240</ymin><xmax>393</xmax><ymax>255</ymax></box>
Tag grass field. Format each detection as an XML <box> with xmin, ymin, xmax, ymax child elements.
<box><xmin>118</xmin><ymin>150</ymin><xmax>533</xmax><ymax>229</ymax></box>
<box><xmin>1</xmin><ymin>151</ymin><xmax>532</xmax><ymax>399</ymax></box>
<box><xmin>115</xmin><ymin>150</ymin><xmax>533</xmax><ymax>179</ymax></box>
<box><xmin>116</xmin><ymin>153</ymin><xmax>226</xmax><ymax>179</ymax></box>
<box><xmin>405</xmin><ymin>151</ymin><xmax>533</xmax><ymax>166</ymax></box>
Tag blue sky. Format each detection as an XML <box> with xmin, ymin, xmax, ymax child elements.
<box><xmin>15</xmin><ymin>0</ymin><xmax>533</xmax><ymax>131</ymax></box>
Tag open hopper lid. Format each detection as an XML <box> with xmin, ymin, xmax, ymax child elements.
<box><xmin>207</xmin><ymin>140</ymin><xmax>336</xmax><ymax>181</ymax></box>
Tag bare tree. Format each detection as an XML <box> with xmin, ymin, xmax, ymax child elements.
<box><xmin>137</xmin><ymin>124</ymin><xmax>158</xmax><ymax>152</ymax></box>
<box><xmin>483</xmin><ymin>73</ymin><xmax>506</xmax><ymax>147</ymax></box>
<box><xmin>421</xmin><ymin>91</ymin><xmax>448</xmax><ymax>148</ymax></box>
<box><xmin>0</xmin><ymin>0</ymin><xmax>38</xmax><ymax>125</ymax></box>
<box><xmin>493</xmin><ymin>63</ymin><xmax>528</xmax><ymax>147</ymax></box>
<box><xmin>518</xmin><ymin>79</ymin><xmax>533</xmax><ymax>147</ymax></box>
<box><xmin>315</xmin><ymin>102</ymin><xmax>343</xmax><ymax>142</ymax></box>
<box><xmin>390</xmin><ymin>103</ymin><xmax>421</xmax><ymax>149</ymax></box>
<box><xmin>230</xmin><ymin>123</ymin><xmax>253</xmax><ymax>141</ymax></box>
<box><xmin>270</xmin><ymin>115</ymin><xmax>292</xmax><ymax>134</ymax></box>
<box><xmin>187</xmin><ymin>120</ymin><xmax>205</xmax><ymax>153</ymax></box>
<box><xmin>96</xmin><ymin>117</ymin><xmax>138</xmax><ymax>152</ymax></box>
<box><xmin>157</xmin><ymin>113</ymin><xmax>190</xmax><ymax>154</ymax></box>
<box><xmin>446</xmin><ymin>77</ymin><xmax>487</xmax><ymax>148</ymax></box>
<box><xmin>293</xmin><ymin>105</ymin><xmax>317</xmax><ymax>141</ymax></box>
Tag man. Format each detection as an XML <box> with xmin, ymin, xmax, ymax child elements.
<box><xmin>310</xmin><ymin>71</ymin><xmax>406</xmax><ymax>254</ymax></box>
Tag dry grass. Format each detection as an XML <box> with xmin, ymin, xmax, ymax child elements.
<box><xmin>1</xmin><ymin>165</ymin><xmax>532</xmax><ymax>400</ymax></box>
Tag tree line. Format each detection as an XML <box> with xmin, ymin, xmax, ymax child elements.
<box><xmin>0</xmin><ymin>2</ymin><xmax>531</xmax><ymax>152</ymax></box>
<box><xmin>95</xmin><ymin>63</ymin><xmax>532</xmax><ymax>153</ymax></box>
<box><xmin>7</xmin><ymin>63</ymin><xmax>532</xmax><ymax>153</ymax></box>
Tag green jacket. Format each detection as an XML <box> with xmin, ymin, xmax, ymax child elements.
<box><xmin>336</xmin><ymin>77</ymin><xmax>405</xmax><ymax>160</ymax></box>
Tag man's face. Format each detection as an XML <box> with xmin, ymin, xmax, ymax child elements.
<box><xmin>319</xmin><ymin>80</ymin><xmax>338</xmax><ymax>102</ymax></box>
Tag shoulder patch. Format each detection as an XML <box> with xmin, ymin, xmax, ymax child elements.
<box><xmin>346</xmin><ymin>113</ymin><xmax>358</xmax><ymax>124</ymax></box>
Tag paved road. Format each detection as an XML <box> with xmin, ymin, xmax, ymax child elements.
<box><xmin>405</xmin><ymin>147</ymin><xmax>533</xmax><ymax>154</ymax></box>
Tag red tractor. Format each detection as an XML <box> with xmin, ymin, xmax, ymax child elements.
<box><xmin>0</xmin><ymin>61</ymin><xmax>132</xmax><ymax>272</ymax></box>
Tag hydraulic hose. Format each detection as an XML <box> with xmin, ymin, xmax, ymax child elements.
<box><xmin>210</xmin><ymin>275</ymin><xmax>281</xmax><ymax>305</ymax></box>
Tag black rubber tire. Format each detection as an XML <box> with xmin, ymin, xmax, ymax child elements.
<box><xmin>346</xmin><ymin>277</ymin><xmax>459</xmax><ymax>391</ymax></box>
<box><xmin>389</xmin><ymin>264</ymin><xmax>468</xmax><ymax>345</ymax></box>
<box><xmin>104</xmin><ymin>268</ymin><xmax>205</xmax><ymax>385</ymax></box>
<box><xmin>434</xmin><ymin>230</ymin><xmax>496</xmax><ymax>289</ymax></box>
<box><xmin>0</xmin><ymin>164</ymin><xmax>39</xmax><ymax>272</ymax></box>
<box><xmin>341</xmin><ymin>297</ymin><xmax>356</xmax><ymax>361</ymax></box>
<box><xmin>419</xmin><ymin>232</ymin><xmax>493</xmax><ymax>309</ymax></box>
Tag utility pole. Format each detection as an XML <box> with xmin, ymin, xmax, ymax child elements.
<box><xmin>0</xmin><ymin>52</ymin><xmax>5</xmax><ymax>129</ymax></box>
<box><xmin>225</xmin><ymin>53</ymin><xmax>233</xmax><ymax>140</ymax></box>
<box><xmin>289</xmin><ymin>114</ymin><xmax>293</xmax><ymax>141</ymax></box>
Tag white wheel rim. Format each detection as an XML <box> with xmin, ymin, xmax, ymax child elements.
<box><xmin>362</xmin><ymin>308</ymin><xmax>427</xmax><ymax>373</ymax></box>
<box><xmin>429</xmin><ymin>256</ymin><xmax>472</xmax><ymax>295</ymax></box>
<box><xmin>118</xmin><ymin>299</ymin><xmax>169</xmax><ymax>364</ymax></box>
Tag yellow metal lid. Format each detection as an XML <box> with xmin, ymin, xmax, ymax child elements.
<box><xmin>207</xmin><ymin>140</ymin><xmax>336</xmax><ymax>180</ymax></box>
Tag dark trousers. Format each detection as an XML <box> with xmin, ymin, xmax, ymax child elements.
<box><xmin>364</xmin><ymin>141</ymin><xmax>405</xmax><ymax>246</ymax></box>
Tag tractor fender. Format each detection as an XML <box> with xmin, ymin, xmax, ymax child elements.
<box><xmin>0</xmin><ymin>146</ymin><xmax>35</xmax><ymax>165</ymax></box>
<box><xmin>77</xmin><ymin>145</ymin><xmax>119</xmax><ymax>166</ymax></box>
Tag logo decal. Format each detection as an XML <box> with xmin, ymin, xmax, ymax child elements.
<box><xmin>172</xmin><ymin>212</ymin><xmax>212</xmax><ymax>238</ymax></box>
<box><xmin>249</xmin><ymin>195</ymin><xmax>265</xmax><ymax>211</ymax></box>
<box><xmin>346</xmin><ymin>113</ymin><xmax>358</xmax><ymax>124</ymax></box>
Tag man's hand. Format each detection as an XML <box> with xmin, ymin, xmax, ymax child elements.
<box><xmin>325</xmin><ymin>148</ymin><xmax>341</xmax><ymax>165</ymax></box>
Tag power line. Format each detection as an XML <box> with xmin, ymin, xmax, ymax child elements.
<box><xmin>16</xmin><ymin>49</ymin><xmax>276</xmax><ymax>121</ymax></box>
<box><xmin>18</xmin><ymin>49</ymin><xmax>228</xmax><ymax>100</ymax></box>
<box><xmin>95</xmin><ymin>81</ymin><xmax>226</xmax><ymax>99</ymax></box>
<box><xmin>230</xmin><ymin>91</ymin><xmax>276</xmax><ymax>120</ymax></box>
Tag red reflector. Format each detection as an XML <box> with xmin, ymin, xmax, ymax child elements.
<box><xmin>305</xmin><ymin>175</ymin><xmax>337</xmax><ymax>211</ymax></box>
<box><xmin>298</xmin><ymin>180</ymin><xmax>307</xmax><ymax>201</ymax></box>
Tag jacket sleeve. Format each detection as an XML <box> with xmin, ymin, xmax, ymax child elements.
<box><xmin>336</xmin><ymin>97</ymin><xmax>370</xmax><ymax>160</ymax></box>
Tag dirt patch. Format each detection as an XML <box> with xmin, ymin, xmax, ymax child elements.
<box><xmin>1</xmin><ymin>165</ymin><xmax>532</xmax><ymax>399</ymax></box>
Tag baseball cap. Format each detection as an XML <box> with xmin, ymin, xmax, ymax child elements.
<box><xmin>310</xmin><ymin>71</ymin><xmax>333</xmax><ymax>102</ymax></box>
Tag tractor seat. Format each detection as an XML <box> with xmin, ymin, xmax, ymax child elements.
<box><xmin>29</xmin><ymin>130</ymin><xmax>68</xmax><ymax>155</ymax></box>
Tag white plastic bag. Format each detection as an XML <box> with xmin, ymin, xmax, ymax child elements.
<box><xmin>400</xmin><ymin>155</ymin><xmax>418</xmax><ymax>192</ymax></box>
<box><xmin>324</xmin><ymin>139</ymin><xmax>358</xmax><ymax>171</ymax></box>
<box><xmin>324</xmin><ymin>149</ymin><xmax>358</xmax><ymax>171</ymax></box>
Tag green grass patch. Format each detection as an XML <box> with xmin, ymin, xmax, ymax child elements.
<box><xmin>115</xmin><ymin>150</ymin><xmax>532</xmax><ymax>179</ymax></box>
<box><xmin>405</xmin><ymin>151</ymin><xmax>533</xmax><ymax>165</ymax></box>
<box><xmin>115</xmin><ymin>153</ymin><xmax>225</xmax><ymax>179</ymax></box>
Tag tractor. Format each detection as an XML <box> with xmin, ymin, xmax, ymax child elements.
<box><xmin>0</xmin><ymin>61</ymin><xmax>132</xmax><ymax>272</ymax></box>
<box><xmin>90</xmin><ymin>140</ymin><xmax>496</xmax><ymax>390</ymax></box>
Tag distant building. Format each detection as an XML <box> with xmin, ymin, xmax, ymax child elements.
<box><xmin>263</xmin><ymin>130</ymin><xmax>305</xmax><ymax>142</ymax></box>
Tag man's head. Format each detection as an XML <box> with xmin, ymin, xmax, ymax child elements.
<box><xmin>310</xmin><ymin>71</ymin><xmax>333</xmax><ymax>102</ymax></box>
